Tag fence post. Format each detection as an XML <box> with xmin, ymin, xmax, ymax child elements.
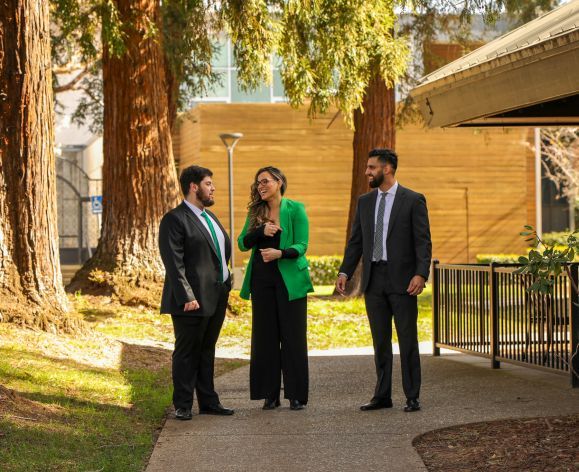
<box><xmin>432</xmin><ymin>259</ymin><xmax>440</xmax><ymax>357</ymax></box>
<box><xmin>489</xmin><ymin>262</ymin><xmax>500</xmax><ymax>369</ymax></box>
<box><xmin>570</xmin><ymin>263</ymin><xmax>579</xmax><ymax>388</ymax></box>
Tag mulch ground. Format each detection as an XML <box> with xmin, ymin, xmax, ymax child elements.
<box><xmin>413</xmin><ymin>414</ymin><xmax>579</xmax><ymax>472</ymax></box>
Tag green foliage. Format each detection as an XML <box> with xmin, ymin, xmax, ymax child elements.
<box><xmin>308</xmin><ymin>256</ymin><xmax>343</xmax><ymax>285</ymax></box>
<box><xmin>227</xmin><ymin>290</ymin><xmax>251</xmax><ymax>317</ymax></box>
<box><xmin>476</xmin><ymin>253</ymin><xmax>524</xmax><ymax>264</ymax></box>
<box><xmin>162</xmin><ymin>0</ymin><xmax>222</xmax><ymax>111</ymax></box>
<box><xmin>541</xmin><ymin>231</ymin><xmax>573</xmax><ymax>247</ymax></box>
<box><xmin>51</xmin><ymin>0</ymin><xmax>559</xmax><ymax>133</ymax></box>
<box><xmin>221</xmin><ymin>0</ymin><xmax>277</xmax><ymax>91</ymax></box>
<box><xmin>515</xmin><ymin>225</ymin><xmax>578</xmax><ymax>294</ymax></box>
<box><xmin>279</xmin><ymin>0</ymin><xmax>409</xmax><ymax>127</ymax></box>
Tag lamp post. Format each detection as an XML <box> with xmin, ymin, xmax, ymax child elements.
<box><xmin>219</xmin><ymin>132</ymin><xmax>243</xmax><ymax>274</ymax></box>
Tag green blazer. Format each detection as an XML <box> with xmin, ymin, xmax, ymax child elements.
<box><xmin>238</xmin><ymin>198</ymin><xmax>314</xmax><ymax>301</ymax></box>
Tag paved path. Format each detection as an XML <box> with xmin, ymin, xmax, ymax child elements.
<box><xmin>147</xmin><ymin>353</ymin><xmax>579</xmax><ymax>472</ymax></box>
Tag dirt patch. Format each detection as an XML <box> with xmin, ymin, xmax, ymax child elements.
<box><xmin>0</xmin><ymin>385</ymin><xmax>62</xmax><ymax>423</ymax></box>
<box><xmin>120</xmin><ymin>342</ymin><xmax>172</xmax><ymax>372</ymax></box>
<box><xmin>414</xmin><ymin>414</ymin><xmax>579</xmax><ymax>472</ymax></box>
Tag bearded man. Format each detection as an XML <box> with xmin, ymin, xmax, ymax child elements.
<box><xmin>159</xmin><ymin>165</ymin><xmax>234</xmax><ymax>420</ymax></box>
<box><xmin>336</xmin><ymin>149</ymin><xmax>432</xmax><ymax>413</ymax></box>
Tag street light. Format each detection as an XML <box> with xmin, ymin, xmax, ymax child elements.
<box><xmin>219</xmin><ymin>132</ymin><xmax>243</xmax><ymax>275</ymax></box>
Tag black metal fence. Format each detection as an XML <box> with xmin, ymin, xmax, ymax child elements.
<box><xmin>432</xmin><ymin>261</ymin><xmax>579</xmax><ymax>387</ymax></box>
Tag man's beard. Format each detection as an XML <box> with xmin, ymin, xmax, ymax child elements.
<box><xmin>369</xmin><ymin>172</ymin><xmax>384</xmax><ymax>188</ymax></box>
<box><xmin>197</xmin><ymin>188</ymin><xmax>215</xmax><ymax>207</ymax></box>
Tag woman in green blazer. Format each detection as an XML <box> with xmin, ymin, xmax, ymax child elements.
<box><xmin>238</xmin><ymin>166</ymin><xmax>314</xmax><ymax>410</ymax></box>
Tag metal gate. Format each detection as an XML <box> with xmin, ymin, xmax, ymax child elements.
<box><xmin>56</xmin><ymin>155</ymin><xmax>102</xmax><ymax>264</ymax></box>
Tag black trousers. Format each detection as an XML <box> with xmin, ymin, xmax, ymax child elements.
<box><xmin>170</xmin><ymin>285</ymin><xmax>228</xmax><ymax>410</ymax></box>
<box><xmin>364</xmin><ymin>263</ymin><xmax>421</xmax><ymax>401</ymax></box>
<box><xmin>250</xmin><ymin>270</ymin><xmax>308</xmax><ymax>403</ymax></box>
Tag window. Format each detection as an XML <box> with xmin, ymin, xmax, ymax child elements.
<box><xmin>193</xmin><ymin>37</ymin><xmax>287</xmax><ymax>104</ymax></box>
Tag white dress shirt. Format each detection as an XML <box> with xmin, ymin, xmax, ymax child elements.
<box><xmin>183</xmin><ymin>199</ymin><xmax>230</xmax><ymax>282</ymax></box>
<box><xmin>373</xmin><ymin>181</ymin><xmax>398</xmax><ymax>262</ymax></box>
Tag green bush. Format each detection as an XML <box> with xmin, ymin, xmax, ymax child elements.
<box><xmin>307</xmin><ymin>255</ymin><xmax>343</xmax><ymax>285</ymax></box>
<box><xmin>240</xmin><ymin>255</ymin><xmax>343</xmax><ymax>285</ymax></box>
<box><xmin>476</xmin><ymin>254</ymin><xmax>524</xmax><ymax>264</ymax></box>
<box><xmin>227</xmin><ymin>290</ymin><xmax>251</xmax><ymax>316</ymax></box>
<box><xmin>542</xmin><ymin>231</ymin><xmax>572</xmax><ymax>246</ymax></box>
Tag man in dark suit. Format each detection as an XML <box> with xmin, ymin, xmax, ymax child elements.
<box><xmin>159</xmin><ymin>165</ymin><xmax>234</xmax><ymax>420</ymax></box>
<box><xmin>336</xmin><ymin>148</ymin><xmax>432</xmax><ymax>413</ymax></box>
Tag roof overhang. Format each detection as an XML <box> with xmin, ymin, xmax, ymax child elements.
<box><xmin>410</xmin><ymin>1</ymin><xmax>579</xmax><ymax>128</ymax></box>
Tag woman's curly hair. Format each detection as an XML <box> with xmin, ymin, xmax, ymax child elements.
<box><xmin>247</xmin><ymin>166</ymin><xmax>287</xmax><ymax>229</ymax></box>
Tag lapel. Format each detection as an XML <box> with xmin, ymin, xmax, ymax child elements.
<box><xmin>206</xmin><ymin>208</ymin><xmax>231</xmax><ymax>262</ymax></box>
<box><xmin>387</xmin><ymin>185</ymin><xmax>406</xmax><ymax>240</ymax></box>
<box><xmin>279</xmin><ymin>198</ymin><xmax>290</xmax><ymax>249</ymax></box>
<box><xmin>366</xmin><ymin>190</ymin><xmax>378</xmax><ymax>227</ymax></box>
<box><xmin>181</xmin><ymin>202</ymin><xmax>219</xmax><ymax>259</ymax></box>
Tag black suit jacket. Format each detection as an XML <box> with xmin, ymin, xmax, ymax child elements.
<box><xmin>339</xmin><ymin>185</ymin><xmax>432</xmax><ymax>294</ymax></box>
<box><xmin>159</xmin><ymin>202</ymin><xmax>231</xmax><ymax>317</ymax></box>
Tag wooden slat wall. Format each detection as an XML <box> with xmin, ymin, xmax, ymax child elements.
<box><xmin>173</xmin><ymin>103</ymin><xmax>536</xmax><ymax>264</ymax></box>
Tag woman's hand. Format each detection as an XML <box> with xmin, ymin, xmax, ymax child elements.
<box><xmin>260</xmin><ymin>248</ymin><xmax>282</xmax><ymax>263</ymax></box>
<box><xmin>263</xmin><ymin>223</ymin><xmax>281</xmax><ymax>237</ymax></box>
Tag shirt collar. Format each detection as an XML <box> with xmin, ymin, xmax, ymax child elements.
<box><xmin>183</xmin><ymin>199</ymin><xmax>204</xmax><ymax>216</ymax></box>
<box><xmin>379</xmin><ymin>181</ymin><xmax>398</xmax><ymax>197</ymax></box>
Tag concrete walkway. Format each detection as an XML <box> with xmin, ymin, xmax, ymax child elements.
<box><xmin>146</xmin><ymin>352</ymin><xmax>579</xmax><ymax>472</ymax></box>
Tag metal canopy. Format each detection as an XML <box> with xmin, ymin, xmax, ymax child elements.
<box><xmin>410</xmin><ymin>0</ymin><xmax>579</xmax><ymax>128</ymax></box>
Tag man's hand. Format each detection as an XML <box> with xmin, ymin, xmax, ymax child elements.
<box><xmin>184</xmin><ymin>300</ymin><xmax>200</xmax><ymax>311</ymax></box>
<box><xmin>263</xmin><ymin>223</ymin><xmax>281</xmax><ymax>237</ymax></box>
<box><xmin>260</xmin><ymin>248</ymin><xmax>282</xmax><ymax>262</ymax></box>
<box><xmin>407</xmin><ymin>275</ymin><xmax>426</xmax><ymax>296</ymax></box>
<box><xmin>335</xmin><ymin>274</ymin><xmax>348</xmax><ymax>296</ymax></box>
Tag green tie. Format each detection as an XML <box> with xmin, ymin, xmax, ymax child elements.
<box><xmin>201</xmin><ymin>210</ymin><xmax>223</xmax><ymax>282</ymax></box>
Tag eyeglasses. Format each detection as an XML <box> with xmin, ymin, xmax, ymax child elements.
<box><xmin>256</xmin><ymin>178</ymin><xmax>276</xmax><ymax>187</ymax></box>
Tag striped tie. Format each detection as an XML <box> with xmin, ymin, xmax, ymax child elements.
<box><xmin>373</xmin><ymin>193</ymin><xmax>387</xmax><ymax>261</ymax></box>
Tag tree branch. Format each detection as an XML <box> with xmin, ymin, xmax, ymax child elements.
<box><xmin>54</xmin><ymin>66</ymin><xmax>94</xmax><ymax>94</ymax></box>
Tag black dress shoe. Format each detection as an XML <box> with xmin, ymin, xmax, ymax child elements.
<box><xmin>175</xmin><ymin>407</ymin><xmax>192</xmax><ymax>420</ymax></box>
<box><xmin>199</xmin><ymin>403</ymin><xmax>234</xmax><ymax>416</ymax></box>
<box><xmin>289</xmin><ymin>399</ymin><xmax>305</xmax><ymax>410</ymax></box>
<box><xmin>360</xmin><ymin>399</ymin><xmax>393</xmax><ymax>411</ymax></box>
<box><xmin>263</xmin><ymin>398</ymin><xmax>281</xmax><ymax>410</ymax></box>
<box><xmin>404</xmin><ymin>399</ymin><xmax>421</xmax><ymax>412</ymax></box>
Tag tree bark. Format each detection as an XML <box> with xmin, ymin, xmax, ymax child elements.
<box><xmin>69</xmin><ymin>0</ymin><xmax>180</xmax><ymax>304</ymax></box>
<box><xmin>342</xmin><ymin>74</ymin><xmax>396</xmax><ymax>296</ymax></box>
<box><xmin>0</xmin><ymin>0</ymin><xmax>78</xmax><ymax>331</ymax></box>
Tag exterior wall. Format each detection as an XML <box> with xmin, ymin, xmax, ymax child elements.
<box><xmin>173</xmin><ymin>103</ymin><xmax>536</xmax><ymax>265</ymax></box>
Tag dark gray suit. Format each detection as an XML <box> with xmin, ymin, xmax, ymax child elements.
<box><xmin>340</xmin><ymin>185</ymin><xmax>432</xmax><ymax>401</ymax></box>
<box><xmin>159</xmin><ymin>202</ymin><xmax>231</xmax><ymax>410</ymax></box>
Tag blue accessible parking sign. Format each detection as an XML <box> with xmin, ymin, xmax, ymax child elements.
<box><xmin>90</xmin><ymin>196</ymin><xmax>103</xmax><ymax>214</ymax></box>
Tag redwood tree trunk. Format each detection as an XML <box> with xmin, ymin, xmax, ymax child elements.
<box><xmin>0</xmin><ymin>0</ymin><xmax>74</xmax><ymax>330</ymax></box>
<box><xmin>342</xmin><ymin>74</ymin><xmax>396</xmax><ymax>296</ymax></box>
<box><xmin>69</xmin><ymin>0</ymin><xmax>180</xmax><ymax>302</ymax></box>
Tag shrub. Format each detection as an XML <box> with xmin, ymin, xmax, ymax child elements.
<box><xmin>477</xmin><ymin>247</ymin><xmax>579</xmax><ymax>264</ymax></box>
<box><xmin>240</xmin><ymin>255</ymin><xmax>343</xmax><ymax>285</ymax></box>
<box><xmin>307</xmin><ymin>256</ymin><xmax>342</xmax><ymax>285</ymax></box>
<box><xmin>227</xmin><ymin>290</ymin><xmax>251</xmax><ymax>316</ymax></box>
<box><xmin>476</xmin><ymin>254</ymin><xmax>524</xmax><ymax>264</ymax></box>
<box><xmin>542</xmin><ymin>231</ymin><xmax>572</xmax><ymax>246</ymax></box>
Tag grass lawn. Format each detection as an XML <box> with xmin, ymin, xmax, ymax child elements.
<box><xmin>0</xmin><ymin>297</ymin><xmax>245</xmax><ymax>472</ymax></box>
<box><xmin>0</xmin><ymin>285</ymin><xmax>432</xmax><ymax>471</ymax></box>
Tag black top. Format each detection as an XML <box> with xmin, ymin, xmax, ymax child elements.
<box><xmin>243</xmin><ymin>225</ymin><xmax>298</xmax><ymax>282</ymax></box>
